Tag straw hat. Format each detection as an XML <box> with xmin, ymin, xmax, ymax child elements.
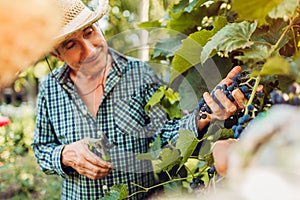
<box><xmin>55</xmin><ymin>0</ymin><xmax>110</xmax><ymax>43</ymax></box>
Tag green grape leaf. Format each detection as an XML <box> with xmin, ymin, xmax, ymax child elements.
<box><xmin>145</xmin><ymin>86</ymin><xmax>182</xmax><ymax>119</ymax></box>
<box><xmin>144</xmin><ymin>86</ymin><xmax>165</xmax><ymax>113</ymax></box>
<box><xmin>212</xmin><ymin>16</ymin><xmax>228</xmax><ymax>33</ymax></box>
<box><xmin>161</xmin><ymin>87</ymin><xmax>182</xmax><ymax>119</ymax></box>
<box><xmin>152</xmin><ymin>38</ymin><xmax>182</xmax><ymax>59</ymax></box>
<box><xmin>201</xmin><ymin>21</ymin><xmax>257</xmax><ymax>64</ymax></box>
<box><xmin>253</xmin><ymin>56</ymin><xmax>291</xmax><ymax>76</ymax></box>
<box><xmin>175</xmin><ymin>130</ymin><xmax>199</xmax><ymax>168</ymax></box>
<box><xmin>184</xmin><ymin>158</ymin><xmax>205</xmax><ymax>177</ymax></box>
<box><xmin>161</xmin><ymin>100</ymin><xmax>182</xmax><ymax>119</ymax></box>
<box><xmin>251</xmin><ymin>19</ymin><xmax>288</xmax><ymax>45</ymax></box>
<box><xmin>204</xmin><ymin>153</ymin><xmax>214</xmax><ymax>167</ymax></box>
<box><xmin>219</xmin><ymin>128</ymin><xmax>235</xmax><ymax>140</ymax></box>
<box><xmin>102</xmin><ymin>184</ymin><xmax>128</xmax><ymax>200</ymax></box>
<box><xmin>164</xmin><ymin>87</ymin><xmax>181</xmax><ymax>104</ymax></box>
<box><xmin>171</xmin><ymin>31</ymin><xmax>208</xmax><ymax>82</ymax></box>
<box><xmin>163</xmin><ymin>181</ymin><xmax>183</xmax><ymax>197</ymax></box>
<box><xmin>138</xmin><ymin>20</ymin><xmax>162</xmax><ymax>29</ymax></box>
<box><xmin>167</xmin><ymin>1</ymin><xmax>222</xmax><ymax>33</ymax></box>
<box><xmin>184</xmin><ymin>0</ymin><xmax>206</xmax><ymax>13</ymax></box>
<box><xmin>235</xmin><ymin>44</ymin><xmax>272</xmax><ymax>63</ymax></box>
<box><xmin>269</xmin><ymin>0</ymin><xmax>299</xmax><ymax>19</ymax></box>
<box><xmin>231</xmin><ymin>0</ymin><xmax>283</xmax><ymax>26</ymax></box>
<box><xmin>170</xmin><ymin>0</ymin><xmax>190</xmax><ymax>16</ymax></box>
<box><xmin>136</xmin><ymin>136</ymin><xmax>162</xmax><ymax>161</ymax></box>
<box><xmin>136</xmin><ymin>152</ymin><xmax>156</xmax><ymax>161</ymax></box>
<box><xmin>155</xmin><ymin>148</ymin><xmax>181</xmax><ymax>172</ymax></box>
<box><xmin>292</xmin><ymin>56</ymin><xmax>300</xmax><ymax>81</ymax></box>
<box><xmin>170</xmin><ymin>17</ymin><xmax>227</xmax><ymax>82</ymax></box>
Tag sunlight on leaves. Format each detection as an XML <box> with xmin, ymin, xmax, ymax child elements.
<box><xmin>231</xmin><ymin>0</ymin><xmax>283</xmax><ymax>25</ymax></box>
<box><xmin>269</xmin><ymin>0</ymin><xmax>299</xmax><ymax>19</ymax></box>
<box><xmin>201</xmin><ymin>21</ymin><xmax>257</xmax><ymax>64</ymax></box>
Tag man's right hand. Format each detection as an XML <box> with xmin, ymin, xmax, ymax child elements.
<box><xmin>61</xmin><ymin>139</ymin><xmax>113</xmax><ymax>180</ymax></box>
<box><xmin>212</xmin><ymin>139</ymin><xmax>237</xmax><ymax>176</ymax></box>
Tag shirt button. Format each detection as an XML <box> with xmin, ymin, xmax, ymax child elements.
<box><xmin>102</xmin><ymin>185</ymin><xmax>108</xmax><ymax>191</ymax></box>
<box><xmin>82</xmin><ymin>109</ymin><xmax>88</xmax><ymax>116</ymax></box>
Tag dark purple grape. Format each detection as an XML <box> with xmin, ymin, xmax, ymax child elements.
<box><xmin>190</xmin><ymin>182</ymin><xmax>198</xmax><ymax>189</ymax></box>
<box><xmin>207</xmin><ymin>166</ymin><xmax>216</xmax><ymax>179</ymax></box>
<box><xmin>289</xmin><ymin>85</ymin><xmax>297</xmax><ymax>94</ymax></box>
<box><xmin>247</xmin><ymin>104</ymin><xmax>254</xmax><ymax>111</ymax></box>
<box><xmin>291</xmin><ymin>97</ymin><xmax>300</xmax><ymax>105</ymax></box>
<box><xmin>241</xmin><ymin>85</ymin><xmax>249</xmax><ymax>93</ymax></box>
<box><xmin>257</xmin><ymin>92</ymin><xmax>264</xmax><ymax>98</ymax></box>
<box><xmin>227</xmin><ymin>85</ymin><xmax>235</xmax><ymax>91</ymax></box>
<box><xmin>234</xmin><ymin>131</ymin><xmax>240</xmax><ymax>139</ymax></box>
<box><xmin>242</xmin><ymin>114</ymin><xmax>251</xmax><ymax>123</ymax></box>
<box><xmin>232</xmin><ymin>125</ymin><xmax>237</xmax><ymax>132</ymax></box>
<box><xmin>206</xmin><ymin>25</ymin><xmax>214</xmax><ymax>30</ymax></box>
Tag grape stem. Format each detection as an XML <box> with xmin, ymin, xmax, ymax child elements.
<box><xmin>244</xmin><ymin>76</ymin><xmax>261</xmax><ymax>115</ymax></box>
<box><xmin>270</xmin><ymin>13</ymin><xmax>299</xmax><ymax>54</ymax></box>
<box><xmin>128</xmin><ymin>177</ymin><xmax>187</xmax><ymax>198</ymax></box>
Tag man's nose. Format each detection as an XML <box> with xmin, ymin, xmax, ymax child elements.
<box><xmin>81</xmin><ymin>39</ymin><xmax>96</xmax><ymax>58</ymax></box>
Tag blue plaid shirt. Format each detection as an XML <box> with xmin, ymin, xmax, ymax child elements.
<box><xmin>32</xmin><ymin>49</ymin><xmax>198</xmax><ymax>200</ymax></box>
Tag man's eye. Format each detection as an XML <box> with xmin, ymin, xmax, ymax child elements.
<box><xmin>84</xmin><ymin>28</ymin><xmax>94</xmax><ymax>37</ymax></box>
<box><xmin>65</xmin><ymin>41</ymin><xmax>75</xmax><ymax>50</ymax></box>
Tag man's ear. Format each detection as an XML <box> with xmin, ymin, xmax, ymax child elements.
<box><xmin>50</xmin><ymin>51</ymin><xmax>64</xmax><ymax>62</ymax></box>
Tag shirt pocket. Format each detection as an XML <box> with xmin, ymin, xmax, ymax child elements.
<box><xmin>113</xmin><ymin>97</ymin><xmax>153</xmax><ymax>151</ymax></box>
<box><xmin>113</xmin><ymin>97</ymin><xmax>147</xmax><ymax>136</ymax></box>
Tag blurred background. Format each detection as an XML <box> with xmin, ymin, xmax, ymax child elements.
<box><xmin>0</xmin><ymin>0</ymin><xmax>178</xmax><ymax>198</ymax></box>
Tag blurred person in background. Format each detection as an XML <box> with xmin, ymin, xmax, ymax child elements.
<box><xmin>0</xmin><ymin>0</ymin><xmax>61</xmax><ymax>88</ymax></box>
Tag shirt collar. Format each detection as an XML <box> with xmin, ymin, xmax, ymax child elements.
<box><xmin>109</xmin><ymin>47</ymin><xmax>128</xmax><ymax>77</ymax></box>
<box><xmin>55</xmin><ymin>48</ymin><xmax>128</xmax><ymax>84</ymax></box>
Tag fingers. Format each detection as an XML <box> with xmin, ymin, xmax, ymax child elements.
<box><xmin>219</xmin><ymin>66</ymin><xmax>242</xmax><ymax>86</ymax></box>
<box><xmin>226</xmin><ymin>66</ymin><xmax>242</xmax><ymax>79</ymax></box>
<box><xmin>203</xmin><ymin>92</ymin><xmax>223</xmax><ymax>115</ymax></box>
<box><xmin>203</xmin><ymin>89</ymin><xmax>237</xmax><ymax>120</ymax></box>
<box><xmin>62</xmin><ymin>139</ymin><xmax>113</xmax><ymax>180</ymax></box>
<box><xmin>257</xmin><ymin>84</ymin><xmax>263</xmax><ymax>92</ymax></box>
<box><xmin>83</xmin><ymin>144</ymin><xmax>112</xmax><ymax>168</ymax></box>
<box><xmin>232</xmin><ymin>89</ymin><xmax>247</xmax><ymax>108</ymax></box>
<box><xmin>74</xmin><ymin>161</ymin><xmax>112</xmax><ymax>180</ymax></box>
<box><xmin>214</xmin><ymin>89</ymin><xmax>237</xmax><ymax>114</ymax></box>
<box><xmin>73</xmin><ymin>152</ymin><xmax>112</xmax><ymax>180</ymax></box>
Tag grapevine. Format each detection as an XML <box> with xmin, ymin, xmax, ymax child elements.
<box><xmin>102</xmin><ymin>0</ymin><xmax>300</xmax><ymax>199</ymax></box>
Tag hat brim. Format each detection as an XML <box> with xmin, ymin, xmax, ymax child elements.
<box><xmin>55</xmin><ymin>2</ymin><xmax>109</xmax><ymax>44</ymax></box>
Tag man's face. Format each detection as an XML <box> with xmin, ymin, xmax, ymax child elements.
<box><xmin>55</xmin><ymin>24</ymin><xmax>109</xmax><ymax>73</ymax></box>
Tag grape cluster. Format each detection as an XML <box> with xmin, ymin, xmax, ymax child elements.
<box><xmin>195</xmin><ymin>71</ymin><xmax>256</xmax><ymax>120</ymax></box>
<box><xmin>194</xmin><ymin>71</ymin><xmax>264</xmax><ymax>139</ymax></box>
<box><xmin>232</xmin><ymin>112</ymin><xmax>252</xmax><ymax>138</ymax></box>
<box><xmin>189</xmin><ymin>166</ymin><xmax>216</xmax><ymax>190</ymax></box>
<box><xmin>207</xmin><ymin>165</ymin><xmax>216</xmax><ymax>179</ymax></box>
<box><xmin>190</xmin><ymin>177</ymin><xmax>205</xmax><ymax>190</ymax></box>
<box><xmin>270</xmin><ymin>83</ymin><xmax>300</xmax><ymax>106</ymax></box>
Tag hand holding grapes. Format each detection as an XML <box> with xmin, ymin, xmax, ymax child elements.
<box><xmin>197</xmin><ymin>66</ymin><xmax>248</xmax><ymax>130</ymax></box>
<box><xmin>61</xmin><ymin>139</ymin><xmax>113</xmax><ymax>180</ymax></box>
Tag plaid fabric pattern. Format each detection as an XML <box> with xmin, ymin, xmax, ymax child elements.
<box><xmin>32</xmin><ymin>49</ymin><xmax>198</xmax><ymax>200</ymax></box>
